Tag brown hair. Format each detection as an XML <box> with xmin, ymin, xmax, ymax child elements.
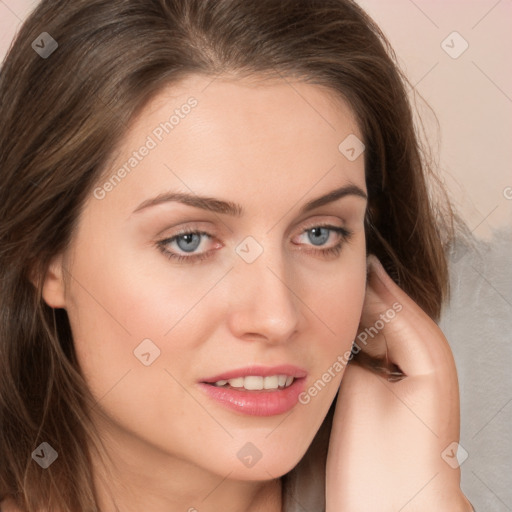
<box><xmin>0</xmin><ymin>0</ymin><xmax>470</xmax><ymax>510</ymax></box>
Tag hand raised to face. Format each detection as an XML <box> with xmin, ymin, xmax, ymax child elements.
<box><xmin>326</xmin><ymin>254</ymin><xmax>474</xmax><ymax>512</ymax></box>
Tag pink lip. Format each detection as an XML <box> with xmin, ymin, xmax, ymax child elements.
<box><xmin>198</xmin><ymin>377</ymin><xmax>307</xmax><ymax>416</ymax></box>
<box><xmin>200</xmin><ymin>364</ymin><xmax>307</xmax><ymax>383</ymax></box>
<box><xmin>198</xmin><ymin>364</ymin><xmax>308</xmax><ymax>416</ymax></box>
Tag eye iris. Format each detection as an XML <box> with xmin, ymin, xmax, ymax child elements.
<box><xmin>308</xmin><ymin>227</ymin><xmax>329</xmax><ymax>246</ymax></box>
<box><xmin>176</xmin><ymin>233</ymin><xmax>201</xmax><ymax>252</ymax></box>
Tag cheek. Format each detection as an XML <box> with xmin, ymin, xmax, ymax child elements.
<box><xmin>64</xmin><ymin>234</ymin><xmax>226</xmax><ymax>403</ymax></box>
<box><xmin>64</xmin><ymin>245</ymin><xmax>211</xmax><ymax>454</ymax></box>
<box><xmin>309</xmin><ymin>252</ymin><xmax>367</xmax><ymax>348</ymax></box>
<box><xmin>299</xmin><ymin>249</ymin><xmax>367</xmax><ymax>394</ymax></box>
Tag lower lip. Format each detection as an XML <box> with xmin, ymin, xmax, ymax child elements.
<box><xmin>198</xmin><ymin>378</ymin><xmax>307</xmax><ymax>416</ymax></box>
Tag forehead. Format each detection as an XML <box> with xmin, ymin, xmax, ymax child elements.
<box><xmin>116</xmin><ymin>73</ymin><xmax>363</xmax><ymax>158</ymax></box>
<box><xmin>92</xmin><ymin>74</ymin><xmax>366</xmax><ymax>217</ymax></box>
<box><xmin>140</xmin><ymin>73</ymin><xmax>361</xmax><ymax>140</ymax></box>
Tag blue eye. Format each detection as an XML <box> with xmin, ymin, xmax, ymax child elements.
<box><xmin>157</xmin><ymin>225</ymin><xmax>353</xmax><ymax>264</ymax></box>
<box><xmin>306</xmin><ymin>226</ymin><xmax>331</xmax><ymax>246</ymax></box>
<box><xmin>158</xmin><ymin>230</ymin><xmax>213</xmax><ymax>263</ymax></box>
<box><xmin>174</xmin><ymin>232</ymin><xmax>202</xmax><ymax>253</ymax></box>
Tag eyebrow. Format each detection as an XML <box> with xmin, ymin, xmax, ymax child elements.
<box><xmin>132</xmin><ymin>183</ymin><xmax>367</xmax><ymax>216</ymax></box>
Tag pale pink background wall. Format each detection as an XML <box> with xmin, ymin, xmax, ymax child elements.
<box><xmin>1</xmin><ymin>0</ymin><xmax>511</xmax><ymax>240</ymax></box>
<box><xmin>360</xmin><ymin>0</ymin><xmax>512</xmax><ymax>240</ymax></box>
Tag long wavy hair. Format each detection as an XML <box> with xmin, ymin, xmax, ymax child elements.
<box><xmin>0</xmin><ymin>0</ymin><xmax>469</xmax><ymax>510</ymax></box>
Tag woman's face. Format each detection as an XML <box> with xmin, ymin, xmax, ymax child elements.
<box><xmin>44</xmin><ymin>74</ymin><xmax>367</xmax><ymax>485</ymax></box>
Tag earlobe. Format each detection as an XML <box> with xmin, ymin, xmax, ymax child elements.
<box><xmin>41</xmin><ymin>254</ymin><xmax>67</xmax><ymax>309</ymax></box>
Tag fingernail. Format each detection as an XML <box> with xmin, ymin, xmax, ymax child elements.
<box><xmin>366</xmin><ymin>254</ymin><xmax>383</xmax><ymax>274</ymax></box>
<box><xmin>367</xmin><ymin>254</ymin><xmax>392</xmax><ymax>288</ymax></box>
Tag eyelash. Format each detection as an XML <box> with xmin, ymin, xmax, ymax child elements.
<box><xmin>157</xmin><ymin>224</ymin><xmax>353</xmax><ymax>264</ymax></box>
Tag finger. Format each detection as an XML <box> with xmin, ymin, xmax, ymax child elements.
<box><xmin>360</xmin><ymin>254</ymin><xmax>455</xmax><ymax>377</ymax></box>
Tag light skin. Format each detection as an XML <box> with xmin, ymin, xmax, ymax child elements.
<box><xmin>38</xmin><ymin>74</ymin><xmax>369</xmax><ymax>512</ymax></box>
<box><xmin>5</xmin><ymin>74</ymin><xmax>472</xmax><ymax>512</ymax></box>
<box><xmin>327</xmin><ymin>255</ymin><xmax>474</xmax><ymax>511</ymax></box>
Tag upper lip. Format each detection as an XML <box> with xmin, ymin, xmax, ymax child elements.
<box><xmin>200</xmin><ymin>364</ymin><xmax>308</xmax><ymax>383</ymax></box>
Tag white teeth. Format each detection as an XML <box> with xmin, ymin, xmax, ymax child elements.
<box><xmin>213</xmin><ymin>374</ymin><xmax>295</xmax><ymax>390</ymax></box>
<box><xmin>244</xmin><ymin>376</ymin><xmax>263</xmax><ymax>390</ymax></box>
<box><xmin>227</xmin><ymin>377</ymin><xmax>244</xmax><ymax>388</ymax></box>
<box><xmin>263</xmin><ymin>375</ymin><xmax>279</xmax><ymax>389</ymax></box>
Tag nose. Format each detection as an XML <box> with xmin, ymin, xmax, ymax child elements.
<box><xmin>227</xmin><ymin>245</ymin><xmax>301</xmax><ymax>344</ymax></box>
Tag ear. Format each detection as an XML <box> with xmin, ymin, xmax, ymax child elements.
<box><xmin>40</xmin><ymin>253</ymin><xmax>67</xmax><ymax>309</ymax></box>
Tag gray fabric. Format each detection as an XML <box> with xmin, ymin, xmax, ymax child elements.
<box><xmin>440</xmin><ymin>226</ymin><xmax>512</xmax><ymax>511</ymax></box>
